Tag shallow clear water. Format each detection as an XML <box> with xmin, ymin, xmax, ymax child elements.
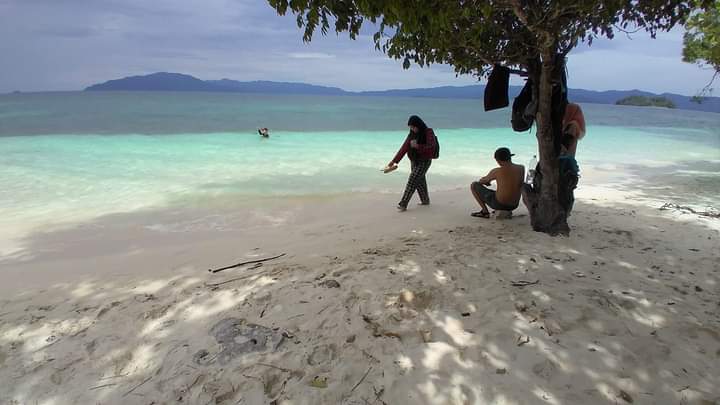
<box><xmin>1</xmin><ymin>91</ymin><xmax>719</xmax><ymax>234</ymax></box>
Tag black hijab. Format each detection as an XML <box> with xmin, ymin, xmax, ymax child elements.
<box><xmin>407</xmin><ymin>115</ymin><xmax>428</xmax><ymax>144</ymax></box>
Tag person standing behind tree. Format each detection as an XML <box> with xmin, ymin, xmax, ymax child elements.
<box><xmin>560</xmin><ymin>102</ymin><xmax>585</xmax><ymax>157</ymax></box>
<box><xmin>385</xmin><ymin>115</ymin><xmax>438</xmax><ymax>212</ymax></box>
<box><xmin>558</xmin><ymin>102</ymin><xmax>585</xmax><ymax>213</ymax></box>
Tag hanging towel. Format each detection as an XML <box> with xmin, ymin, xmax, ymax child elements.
<box><xmin>484</xmin><ymin>64</ymin><xmax>510</xmax><ymax>111</ymax></box>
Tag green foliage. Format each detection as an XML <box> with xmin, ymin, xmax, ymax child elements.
<box><xmin>683</xmin><ymin>3</ymin><xmax>720</xmax><ymax>71</ymax></box>
<box><xmin>616</xmin><ymin>95</ymin><xmax>676</xmax><ymax>108</ymax></box>
<box><xmin>683</xmin><ymin>3</ymin><xmax>719</xmax><ymax>101</ymax></box>
<box><xmin>267</xmin><ymin>0</ymin><xmax>706</xmax><ymax>77</ymax></box>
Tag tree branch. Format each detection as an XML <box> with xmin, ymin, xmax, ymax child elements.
<box><xmin>613</xmin><ymin>23</ymin><xmax>643</xmax><ymax>39</ymax></box>
<box><xmin>507</xmin><ymin>0</ymin><xmax>530</xmax><ymax>26</ymax></box>
<box><xmin>691</xmin><ymin>71</ymin><xmax>717</xmax><ymax>102</ymax></box>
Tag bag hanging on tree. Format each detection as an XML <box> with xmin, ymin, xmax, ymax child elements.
<box><xmin>511</xmin><ymin>80</ymin><xmax>537</xmax><ymax>132</ymax></box>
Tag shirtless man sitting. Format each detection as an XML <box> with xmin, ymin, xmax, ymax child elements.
<box><xmin>470</xmin><ymin>147</ymin><xmax>525</xmax><ymax>218</ymax></box>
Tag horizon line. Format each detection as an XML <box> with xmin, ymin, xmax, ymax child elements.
<box><xmin>5</xmin><ymin>82</ymin><xmax>712</xmax><ymax>100</ymax></box>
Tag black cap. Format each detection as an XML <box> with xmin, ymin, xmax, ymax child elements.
<box><xmin>494</xmin><ymin>147</ymin><xmax>515</xmax><ymax>161</ymax></box>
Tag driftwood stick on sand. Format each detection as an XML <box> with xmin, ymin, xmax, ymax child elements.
<box><xmin>351</xmin><ymin>366</ymin><xmax>373</xmax><ymax>393</ymax></box>
<box><xmin>98</xmin><ymin>373</ymin><xmax>129</xmax><ymax>381</ymax></box>
<box><xmin>659</xmin><ymin>203</ymin><xmax>720</xmax><ymax>218</ymax></box>
<box><xmin>256</xmin><ymin>362</ymin><xmax>294</xmax><ymax>373</ymax></box>
<box><xmin>122</xmin><ymin>375</ymin><xmax>152</xmax><ymax>397</ymax></box>
<box><xmin>209</xmin><ymin>253</ymin><xmax>286</xmax><ymax>273</ymax></box>
<box><xmin>205</xmin><ymin>268</ymin><xmax>263</xmax><ymax>288</ymax></box>
<box><xmin>89</xmin><ymin>383</ymin><xmax>117</xmax><ymax>390</ymax></box>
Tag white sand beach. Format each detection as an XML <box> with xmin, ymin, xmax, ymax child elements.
<box><xmin>1</xmin><ymin>173</ymin><xmax>719</xmax><ymax>405</ymax></box>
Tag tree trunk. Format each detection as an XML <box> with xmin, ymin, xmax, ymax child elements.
<box><xmin>522</xmin><ymin>48</ymin><xmax>570</xmax><ymax>235</ymax></box>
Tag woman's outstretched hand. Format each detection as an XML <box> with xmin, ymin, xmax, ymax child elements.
<box><xmin>383</xmin><ymin>163</ymin><xmax>398</xmax><ymax>173</ymax></box>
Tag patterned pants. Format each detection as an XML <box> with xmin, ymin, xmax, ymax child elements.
<box><xmin>399</xmin><ymin>159</ymin><xmax>432</xmax><ymax>207</ymax></box>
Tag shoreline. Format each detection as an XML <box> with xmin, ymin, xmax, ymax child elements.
<box><xmin>1</xmin><ymin>158</ymin><xmax>719</xmax><ymax>292</ymax></box>
<box><xmin>4</xmin><ymin>156</ymin><xmax>718</xmax><ymax>265</ymax></box>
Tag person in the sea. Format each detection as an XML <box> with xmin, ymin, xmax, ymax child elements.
<box><xmin>470</xmin><ymin>147</ymin><xmax>525</xmax><ymax>218</ymax></box>
<box><xmin>386</xmin><ymin>115</ymin><xmax>438</xmax><ymax>211</ymax></box>
<box><xmin>258</xmin><ymin>127</ymin><xmax>270</xmax><ymax>138</ymax></box>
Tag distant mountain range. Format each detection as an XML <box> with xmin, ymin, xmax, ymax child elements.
<box><xmin>85</xmin><ymin>72</ymin><xmax>348</xmax><ymax>95</ymax></box>
<box><xmin>85</xmin><ymin>72</ymin><xmax>720</xmax><ymax>113</ymax></box>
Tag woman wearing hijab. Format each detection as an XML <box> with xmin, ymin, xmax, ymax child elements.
<box><xmin>386</xmin><ymin>115</ymin><xmax>438</xmax><ymax>211</ymax></box>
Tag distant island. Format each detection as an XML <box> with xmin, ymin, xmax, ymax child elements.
<box><xmin>84</xmin><ymin>72</ymin><xmax>720</xmax><ymax>113</ymax></box>
<box><xmin>616</xmin><ymin>95</ymin><xmax>676</xmax><ymax>109</ymax></box>
<box><xmin>84</xmin><ymin>72</ymin><xmax>347</xmax><ymax>95</ymax></box>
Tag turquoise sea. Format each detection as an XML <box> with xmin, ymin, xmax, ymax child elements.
<box><xmin>1</xmin><ymin>91</ymin><xmax>719</xmax><ymax>241</ymax></box>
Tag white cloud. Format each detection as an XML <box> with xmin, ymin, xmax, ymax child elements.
<box><xmin>288</xmin><ymin>52</ymin><xmax>336</xmax><ymax>59</ymax></box>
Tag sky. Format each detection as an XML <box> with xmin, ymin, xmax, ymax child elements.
<box><xmin>0</xmin><ymin>0</ymin><xmax>716</xmax><ymax>95</ymax></box>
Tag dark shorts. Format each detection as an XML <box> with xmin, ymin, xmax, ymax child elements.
<box><xmin>471</xmin><ymin>182</ymin><xmax>518</xmax><ymax>211</ymax></box>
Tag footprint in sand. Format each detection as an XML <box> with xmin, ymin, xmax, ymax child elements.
<box><xmin>50</xmin><ymin>358</ymin><xmax>82</xmax><ymax>385</ymax></box>
<box><xmin>397</xmin><ymin>290</ymin><xmax>433</xmax><ymax>311</ymax></box>
<box><xmin>73</xmin><ymin>304</ymin><xmax>99</xmax><ymax>314</ymax></box>
<box><xmin>683</xmin><ymin>325</ymin><xmax>720</xmax><ymax>342</ymax></box>
<box><xmin>96</xmin><ymin>301</ymin><xmax>122</xmax><ymax>319</ymax></box>
<box><xmin>622</xmin><ymin>337</ymin><xmax>671</xmax><ymax>368</ymax></box>
<box><xmin>532</xmin><ymin>359</ymin><xmax>559</xmax><ymax>381</ymax></box>
<box><xmin>110</xmin><ymin>351</ymin><xmax>134</xmax><ymax>375</ymax></box>
<box><xmin>264</xmin><ymin>372</ymin><xmax>287</xmax><ymax>399</ymax></box>
<box><xmin>84</xmin><ymin>339</ymin><xmax>97</xmax><ymax>355</ymax></box>
<box><xmin>141</xmin><ymin>304</ymin><xmax>173</xmax><ymax>320</ymax></box>
<box><xmin>28</xmin><ymin>314</ymin><xmax>46</xmax><ymax>324</ymax></box>
<box><xmin>362</xmin><ymin>247</ymin><xmax>394</xmax><ymax>256</ymax></box>
<box><xmin>307</xmin><ymin>344</ymin><xmax>337</xmax><ymax>366</ymax></box>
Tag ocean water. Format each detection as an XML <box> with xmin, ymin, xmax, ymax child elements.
<box><xmin>1</xmin><ymin>91</ymin><xmax>719</xmax><ymax>240</ymax></box>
